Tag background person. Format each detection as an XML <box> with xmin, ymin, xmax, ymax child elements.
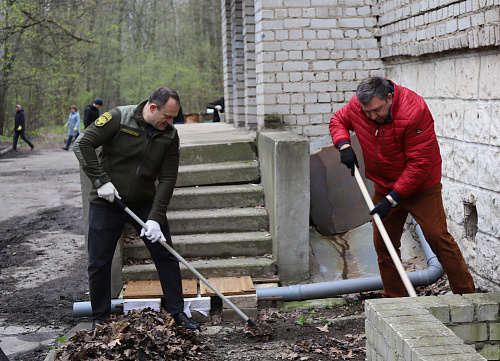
<box><xmin>206</xmin><ymin>96</ymin><xmax>224</xmax><ymax>122</ymax></box>
<box><xmin>12</xmin><ymin>104</ymin><xmax>34</xmax><ymax>151</ymax></box>
<box><xmin>73</xmin><ymin>87</ymin><xmax>199</xmax><ymax>330</ymax></box>
<box><xmin>62</xmin><ymin>105</ymin><xmax>80</xmax><ymax>150</ymax></box>
<box><xmin>83</xmin><ymin>98</ymin><xmax>103</xmax><ymax>129</ymax></box>
<box><xmin>329</xmin><ymin>76</ymin><xmax>475</xmax><ymax>298</ymax></box>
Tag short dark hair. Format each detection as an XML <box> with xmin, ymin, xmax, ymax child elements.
<box><xmin>356</xmin><ymin>77</ymin><xmax>392</xmax><ymax>104</ymax></box>
<box><xmin>148</xmin><ymin>87</ymin><xmax>180</xmax><ymax>109</ymax></box>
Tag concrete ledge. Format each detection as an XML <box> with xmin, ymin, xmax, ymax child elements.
<box><xmin>257</xmin><ymin>130</ymin><xmax>310</xmax><ymax>284</ymax></box>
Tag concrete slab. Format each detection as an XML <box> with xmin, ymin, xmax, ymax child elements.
<box><xmin>176</xmin><ymin>123</ymin><xmax>255</xmax><ymax>145</ymax></box>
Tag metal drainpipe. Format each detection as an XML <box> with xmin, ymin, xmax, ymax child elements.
<box><xmin>256</xmin><ymin>217</ymin><xmax>444</xmax><ymax>301</ymax></box>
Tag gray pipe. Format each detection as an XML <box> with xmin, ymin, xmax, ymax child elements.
<box><xmin>256</xmin><ymin>218</ymin><xmax>444</xmax><ymax>301</ymax></box>
<box><xmin>73</xmin><ymin>299</ymin><xmax>124</xmax><ymax>317</ymax></box>
<box><xmin>74</xmin><ymin>219</ymin><xmax>443</xmax><ymax>315</ymax></box>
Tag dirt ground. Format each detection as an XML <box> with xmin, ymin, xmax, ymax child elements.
<box><xmin>0</xmin><ymin>133</ymin><xmax>450</xmax><ymax>361</ymax></box>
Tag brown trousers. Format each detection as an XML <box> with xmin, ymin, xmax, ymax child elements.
<box><xmin>372</xmin><ymin>183</ymin><xmax>475</xmax><ymax>298</ymax></box>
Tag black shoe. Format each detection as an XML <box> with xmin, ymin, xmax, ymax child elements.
<box><xmin>173</xmin><ymin>312</ymin><xmax>200</xmax><ymax>330</ymax></box>
<box><xmin>62</xmin><ymin>147</ymin><xmax>68</xmax><ymax>150</ymax></box>
<box><xmin>92</xmin><ymin>320</ymin><xmax>104</xmax><ymax>329</ymax></box>
<box><xmin>30</xmin><ymin>145</ymin><xmax>34</xmax><ymax>151</ymax></box>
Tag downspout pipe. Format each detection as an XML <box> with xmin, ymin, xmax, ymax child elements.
<box><xmin>256</xmin><ymin>217</ymin><xmax>444</xmax><ymax>301</ymax></box>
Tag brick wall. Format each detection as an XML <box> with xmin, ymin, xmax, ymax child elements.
<box><xmin>366</xmin><ymin>293</ymin><xmax>500</xmax><ymax>360</ymax></box>
<box><xmin>221</xmin><ymin>0</ymin><xmax>500</xmax><ymax>290</ymax></box>
<box><xmin>251</xmin><ymin>0</ymin><xmax>383</xmax><ymax>138</ymax></box>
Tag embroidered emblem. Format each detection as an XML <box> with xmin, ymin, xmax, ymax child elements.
<box><xmin>120</xmin><ymin>128</ymin><xmax>139</xmax><ymax>137</ymax></box>
<box><xmin>416</xmin><ymin>129</ymin><xmax>422</xmax><ymax>134</ymax></box>
<box><xmin>95</xmin><ymin>112</ymin><xmax>112</xmax><ymax>126</ymax></box>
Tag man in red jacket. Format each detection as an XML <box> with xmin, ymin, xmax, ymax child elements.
<box><xmin>330</xmin><ymin>76</ymin><xmax>475</xmax><ymax>298</ymax></box>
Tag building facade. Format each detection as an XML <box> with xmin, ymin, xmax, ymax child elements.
<box><xmin>221</xmin><ymin>0</ymin><xmax>500</xmax><ymax>291</ymax></box>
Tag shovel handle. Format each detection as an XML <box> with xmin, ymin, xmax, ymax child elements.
<box><xmin>354</xmin><ymin>168</ymin><xmax>417</xmax><ymax>298</ymax></box>
<box><xmin>113</xmin><ymin>198</ymin><xmax>257</xmax><ymax>325</ymax></box>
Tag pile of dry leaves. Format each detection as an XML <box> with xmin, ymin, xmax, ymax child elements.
<box><xmin>55</xmin><ymin>309</ymin><xmax>210</xmax><ymax>361</ymax></box>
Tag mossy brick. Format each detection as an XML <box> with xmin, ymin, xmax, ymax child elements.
<box><xmin>372</xmin><ymin>307</ymin><xmax>429</xmax><ymax>328</ymax></box>
<box><xmin>462</xmin><ymin>293</ymin><xmax>499</xmax><ymax>321</ymax></box>
<box><xmin>489</xmin><ymin>323</ymin><xmax>500</xmax><ymax>340</ymax></box>
<box><xmin>365</xmin><ymin>298</ymin><xmax>419</xmax><ymax>325</ymax></box>
<box><xmin>438</xmin><ymin>294</ymin><xmax>474</xmax><ymax>323</ymax></box>
<box><xmin>382</xmin><ymin>314</ymin><xmax>442</xmax><ymax>350</ymax></box>
<box><xmin>477</xmin><ymin>343</ymin><xmax>500</xmax><ymax>360</ymax></box>
<box><xmin>395</xmin><ymin>326</ymin><xmax>457</xmax><ymax>357</ymax></box>
<box><xmin>365</xmin><ymin>319</ymin><xmax>375</xmax><ymax>342</ymax></box>
<box><xmin>416</xmin><ymin>295</ymin><xmax>451</xmax><ymax>323</ymax></box>
<box><xmin>403</xmin><ymin>335</ymin><xmax>464</xmax><ymax>359</ymax></box>
<box><xmin>484</xmin><ymin>292</ymin><xmax>500</xmax><ymax>303</ymax></box>
<box><xmin>412</xmin><ymin>343</ymin><xmax>478</xmax><ymax>361</ymax></box>
<box><xmin>448</xmin><ymin>323</ymin><xmax>488</xmax><ymax>342</ymax></box>
<box><xmin>419</xmin><ymin>353</ymin><xmax>487</xmax><ymax>360</ymax></box>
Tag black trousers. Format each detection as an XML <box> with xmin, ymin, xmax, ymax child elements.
<box><xmin>88</xmin><ymin>203</ymin><xmax>184</xmax><ymax>321</ymax></box>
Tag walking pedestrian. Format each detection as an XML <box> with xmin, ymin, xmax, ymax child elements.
<box><xmin>62</xmin><ymin>105</ymin><xmax>81</xmax><ymax>150</ymax></box>
<box><xmin>12</xmin><ymin>105</ymin><xmax>34</xmax><ymax>151</ymax></box>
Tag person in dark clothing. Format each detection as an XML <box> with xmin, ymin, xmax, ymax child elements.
<box><xmin>173</xmin><ymin>105</ymin><xmax>185</xmax><ymax>124</ymax></box>
<box><xmin>13</xmin><ymin>104</ymin><xmax>34</xmax><ymax>151</ymax></box>
<box><xmin>83</xmin><ymin>98</ymin><xmax>103</xmax><ymax>129</ymax></box>
<box><xmin>73</xmin><ymin>87</ymin><xmax>199</xmax><ymax>330</ymax></box>
<box><xmin>206</xmin><ymin>96</ymin><xmax>224</xmax><ymax>122</ymax></box>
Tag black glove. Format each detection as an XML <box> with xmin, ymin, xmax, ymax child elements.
<box><xmin>340</xmin><ymin>146</ymin><xmax>359</xmax><ymax>176</ymax></box>
<box><xmin>369</xmin><ymin>197</ymin><xmax>392</xmax><ymax>219</ymax></box>
<box><xmin>370</xmin><ymin>190</ymin><xmax>400</xmax><ymax>219</ymax></box>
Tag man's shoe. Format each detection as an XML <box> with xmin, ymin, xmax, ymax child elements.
<box><xmin>92</xmin><ymin>320</ymin><xmax>104</xmax><ymax>329</ymax></box>
<box><xmin>62</xmin><ymin>147</ymin><xmax>68</xmax><ymax>150</ymax></box>
<box><xmin>30</xmin><ymin>145</ymin><xmax>34</xmax><ymax>151</ymax></box>
<box><xmin>173</xmin><ymin>312</ymin><xmax>200</xmax><ymax>330</ymax></box>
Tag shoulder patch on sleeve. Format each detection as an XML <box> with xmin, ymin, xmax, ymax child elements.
<box><xmin>95</xmin><ymin>112</ymin><xmax>113</xmax><ymax>126</ymax></box>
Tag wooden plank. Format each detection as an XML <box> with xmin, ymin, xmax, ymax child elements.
<box><xmin>123</xmin><ymin>279</ymin><xmax>198</xmax><ymax>299</ymax></box>
<box><xmin>200</xmin><ymin>276</ymin><xmax>255</xmax><ymax>296</ymax></box>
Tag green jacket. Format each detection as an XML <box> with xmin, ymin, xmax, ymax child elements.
<box><xmin>73</xmin><ymin>99</ymin><xmax>180</xmax><ymax>224</ymax></box>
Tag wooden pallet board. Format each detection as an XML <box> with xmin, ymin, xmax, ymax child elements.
<box><xmin>123</xmin><ymin>279</ymin><xmax>198</xmax><ymax>299</ymax></box>
<box><xmin>200</xmin><ymin>276</ymin><xmax>255</xmax><ymax>296</ymax></box>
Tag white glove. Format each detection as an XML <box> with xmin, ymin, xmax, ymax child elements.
<box><xmin>215</xmin><ymin>105</ymin><xmax>222</xmax><ymax>111</ymax></box>
<box><xmin>140</xmin><ymin>220</ymin><xmax>166</xmax><ymax>243</ymax></box>
<box><xmin>97</xmin><ymin>182</ymin><xmax>121</xmax><ymax>203</ymax></box>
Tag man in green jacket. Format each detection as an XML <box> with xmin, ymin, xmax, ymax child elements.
<box><xmin>74</xmin><ymin>87</ymin><xmax>199</xmax><ymax>330</ymax></box>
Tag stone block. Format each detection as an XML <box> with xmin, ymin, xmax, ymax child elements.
<box><xmin>463</xmin><ymin>103</ymin><xmax>491</xmax><ymax>145</ymax></box>
<box><xmin>435</xmin><ymin>59</ymin><xmax>455</xmax><ymax>98</ymax></box>
<box><xmin>455</xmin><ymin>57</ymin><xmax>480</xmax><ymax>99</ymax></box>
<box><xmin>416</xmin><ymin>296</ymin><xmax>451</xmax><ymax>323</ymax></box>
<box><xmin>222</xmin><ymin>294</ymin><xmax>258</xmax><ymax>309</ymax></box>
<box><xmin>478</xmin><ymin>343</ymin><xmax>500</xmax><ymax>360</ymax></box>
<box><xmin>489</xmin><ymin>323</ymin><xmax>500</xmax><ymax>341</ymax></box>
<box><xmin>438</xmin><ymin>295</ymin><xmax>475</xmax><ymax>323</ymax></box>
<box><xmin>448</xmin><ymin>323</ymin><xmax>488</xmax><ymax>342</ymax></box>
<box><xmin>412</xmin><ymin>344</ymin><xmax>479</xmax><ymax>361</ymax></box>
<box><xmin>462</xmin><ymin>293</ymin><xmax>499</xmax><ymax>321</ymax></box>
<box><xmin>479</xmin><ymin>54</ymin><xmax>500</xmax><ymax>99</ymax></box>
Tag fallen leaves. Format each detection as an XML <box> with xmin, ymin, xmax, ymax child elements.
<box><xmin>55</xmin><ymin>308</ymin><xmax>211</xmax><ymax>361</ymax></box>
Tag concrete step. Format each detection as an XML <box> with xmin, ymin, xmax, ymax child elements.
<box><xmin>167</xmin><ymin>207</ymin><xmax>268</xmax><ymax>234</ymax></box>
<box><xmin>123</xmin><ymin>257</ymin><xmax>276</xmax><ymax>282</ymax></box>
<box><xmin>124</xmin><ymin>231</ymin><xmax>272</xmax><ymax>260</ymax></box>
<box><xmin>179</xmin><ymin>140</ymin><xmax>256</xmax><ymax>166</ymax></box>
<box><xmin>176</xmin><ymin>161</ymin><xmax>260</xmax><ymax>187</ymax></box>
<box><xmin>169</xmin><ymin>184</ymin><xmax>264</xmax><ymax>210</ymax></box>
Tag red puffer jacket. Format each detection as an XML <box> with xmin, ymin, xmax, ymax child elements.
<box><xmin>329</xmin><ymin>80</ymin><xmax>441</xmax><ymax>198</ymax></box>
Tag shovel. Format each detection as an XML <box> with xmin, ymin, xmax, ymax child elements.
<box><xmin>353</xmin><ymin>167</ymin><xmax>417</xmax><ymax>297</ymax></box>
<box><xmin>114</xmin><ymin>198</ymin><xmax>258</xmax><ymax>327</ymax></box>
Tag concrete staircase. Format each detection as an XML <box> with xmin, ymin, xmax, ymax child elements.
<box><xmin>122</xmin><ymin>128</ymin><xmax>276</xmax><ymax>284</ymax></box>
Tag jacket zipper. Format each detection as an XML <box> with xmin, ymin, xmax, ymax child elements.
<box><xmin>131</xmin><ymin>134</ymin><xmax>152</xmax><ymax>197</ymax></box>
